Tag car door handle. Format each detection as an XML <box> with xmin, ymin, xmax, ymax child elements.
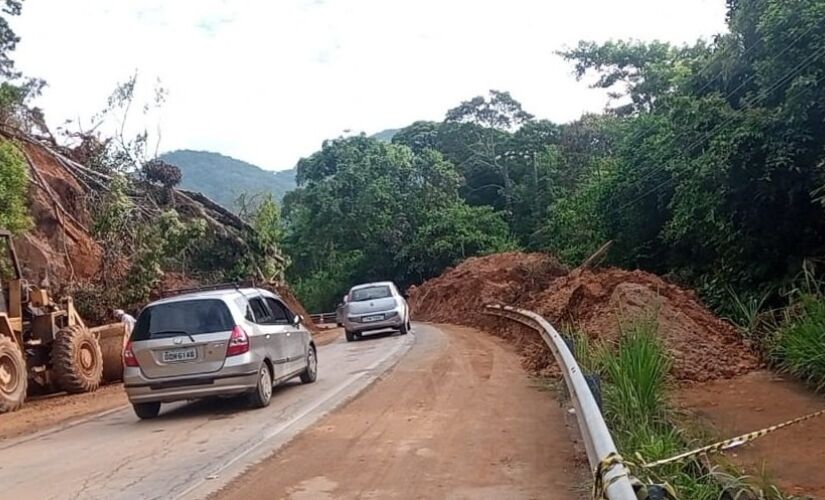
<box><xmin>265</xmin><ymin>334</ymin><xmax>271</xmax><ymax>339</ymax></box>
<box><xmin>286</xmin><ymin>332</ymin><xmax>291</xmax><ymax>336</ymax></box>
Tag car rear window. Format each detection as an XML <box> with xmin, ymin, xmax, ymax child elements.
<box><xmin>350</xmin><ymin>285</ymin><xmax>391</xmax><ymax>302</ymax></box>
<box><xmin>131</xmin><ymin>299</ymin><xmax>235</xmax><ymax>341</ymax></box>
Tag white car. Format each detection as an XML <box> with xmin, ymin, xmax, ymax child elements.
<box><xmin>123</xmin><ymin>286</ymin><xmax>317</xmax><ymax>419</ymax></box>
<box><xmin>341</xmin><ymin>281</ymin><xmax>410</xmax><ymax>342</ymax></box>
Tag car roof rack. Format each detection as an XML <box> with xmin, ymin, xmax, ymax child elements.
<box><xmin>159</xmin><ymin>279</ymin><xmax>260</xmax><ymax>298</ymax></box>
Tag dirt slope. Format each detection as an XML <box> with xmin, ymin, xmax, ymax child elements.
<box><xmin>15</xmin><ymin>140</ymin><xmax>103</xmax><ymax>284</ymax></box>
<box><xmin>409</xmin><ymin>252</ymin><xmax>759</xmax><ymax>383</ymax></box>
<box><xmin>677</xmin><ymin>371</ymin><xmax>825</xmax><ymax>498</ymax></box>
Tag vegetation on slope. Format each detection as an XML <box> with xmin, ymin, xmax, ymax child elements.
<box><xmin>284</xmin><ymin>0</ymin><xmax>825</xmax><ymax>323</ymax></box>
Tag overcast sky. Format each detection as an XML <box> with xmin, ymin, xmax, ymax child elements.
<box><xmin>13</xmin><ymin>0</ymin><xmax>727</xmax><ymax>171</ymax></box>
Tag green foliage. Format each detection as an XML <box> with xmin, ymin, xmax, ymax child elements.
<box><xmin>238</xmin><ymin>193</ymin><xmax>287</xmax><ymax>282</ymax></box>
<box><xmin>123</xmin><ymin>210</ymin><xmax>207</xmax><ymax>303</ymax></box>
<box><xmin>600</xmin><ymin>316</ymin><xmax>670</xmax><ymax>432</ymax></box>
<box><xmin>0</xmin><ymin>139</ymin><xmax>30</xmax><ymax>233</ymax></box>
<box><xmin>724</xmin><ymin>286</ymin><xmax>774</xmax><ymax>339</ymax></box>
<box><xmin>773</xmin><ymin>295</ymin><xmax>825</xmax><ymax>391</ymax></box>
<box><xmin>292</xmin><ymin>250</ymin><xmax>364</xmax><ymax>313</ymax></box>
<box><xmin>0</xmin><ymin>78</ymin><xmax>47</xmax><ymax>132</ymax></box>
<box><xmin>160</xmin><ymin>150</ymin><xmax>296</xmax><ymax>211</ymax></box>
<box><xmin>530</xmin><ymin>0</ymin><xmax>825</xmax><ymax>316</ymax></box>
<box><xmin>92</xmin><ymin>174</ymin><xmax>134</xmax><ymax>238</ymax></box>
<box><xmin>0</xmin><ymin>0</ymin><xmax>22</xmax><ymax>78</ymax></box>
<box><xmin>399</xmin><ymin>204</ymin><xmax>515</xmax><ymax>281</ymax></box>
<box><xmin>593</xmin><ymin>318</ymin><xmax>721</xmax><ymax>497</ymax></box>
<box><xmin>285</xmin><ymin>135</ymin><xmax>512</xmax><ymax>310</ymax></box>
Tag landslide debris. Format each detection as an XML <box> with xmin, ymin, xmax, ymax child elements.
<box><xmin>408</xmin><ymin>252</ymin><xmax>759</xmax><ymax>383</ymax></box>
<box><xmin>2</xmin><ymin>127</ymin><xmax>316</xmax><ymax>332</ymax></box>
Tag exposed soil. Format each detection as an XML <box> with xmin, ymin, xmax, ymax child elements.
<box><xmin>214</xmin><ymin>324</ymin><xmax>587</xmax><ymax>500</ymax></box>
<box><xmin>15</xmin><ymin>141</ymin><xmax>103</xmax><ymax>286</ymax></box>
<box><xmin>409</xmin><ymin>253</ymin><xmax>759</xmax><ymax>383</ymax></box>
<box><xmin>0</xmin><ymin>383</ymin><xmax>127</xmax><ymax>441</ymax></box>
<box><xmin>677</xmin><ymin>370</ymin><xmax>825</xmax><ymax>498</ymax></box>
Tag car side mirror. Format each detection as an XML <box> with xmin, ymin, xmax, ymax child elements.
<box><xmin>293</xmin><ymin>314</ymin><xmax>303</xmax><ymax>326</ymax></box>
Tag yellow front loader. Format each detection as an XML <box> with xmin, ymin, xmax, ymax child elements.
<box><xmin>0</xmin><ymin>230</ymin><xmax>125</xmax><ymax>414</ymax></box>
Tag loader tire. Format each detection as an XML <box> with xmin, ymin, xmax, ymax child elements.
<box><xmin>0</xmin><ymin>336</ymin><xmax>27</xmax><ymax>413</ymax></box>
<box><xmin>52</xmin><ymin>325</ymin><xmax>103</xmax><ymax>394</ymax></box>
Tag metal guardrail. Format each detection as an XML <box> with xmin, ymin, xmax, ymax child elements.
<box><xmin>309</xmin><ymin>312</ymin><xmax>338</xmax><ymax>324</ymax></box>
<box><xmin>484</xmin><ymin>304</ymin><xmax>636</xmax><ymax>500</ymax></box>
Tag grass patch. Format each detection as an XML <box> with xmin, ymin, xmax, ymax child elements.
<box><xmin>596</xmin><ymin>317</ymin><xmax>724</xmax><ymax>498</ymax></box>
<box><xmin>773</xmin><ymin>295</ymin><xmax>825</xmax><ymax>392</ymax></box>
<box><xmin>587</xmin><ymin>315</ymin><xmax>802</xmax><ymax>499</ymax></box>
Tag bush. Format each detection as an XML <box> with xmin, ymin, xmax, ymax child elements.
<box><xmin>0</xmin><ymin>139</ymin><xmax>31</xmax><ymax>233</ymax></box>
<box><xmin>773</xmin><ymin>295</ymin><xmax>825</xmax><ymax>391</ymax></box>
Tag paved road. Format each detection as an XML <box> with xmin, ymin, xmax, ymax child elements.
<box><xmin>0</xmin><ymin>330</ymin><xmax>414</xmax><ymax>500</ymax></box>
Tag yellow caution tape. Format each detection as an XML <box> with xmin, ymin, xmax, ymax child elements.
<box><xmin>642</xmin><ymin>408</ymin><xmax>825</xmax><ymax>469</ymax></box>
<box><xmin>592</xmin><ymin>408</ymin><xmax>825</xmax><ymax>499</ymax></box>
<box><xmin>592</xmin><ymin>452</ymin><xmax>678</xmax><ymax>500</ymax></box>
<box><xmin>592</xmin><ymin>452</ymin><xmax>629</xmax><ymax>499</ymax></box>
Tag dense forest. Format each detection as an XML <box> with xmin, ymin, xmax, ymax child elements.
<box><xmin>284</xmin><ymin>0</ymin><xmax>825</xmax><ymax>315</ymax></box>
<box><xmin>0</xmin><ymin>0</ymin><xmax>823</xmax><ymax>323</ymax></box>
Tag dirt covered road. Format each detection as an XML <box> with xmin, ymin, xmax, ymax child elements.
<box><xmin>0</xmin><ymin>330</ymin><xmax>413</xmax><ymax>499</ymax></box>
<box><xmin>0</xmin><ymin>384</ymin><xmax>127</xmax><ymax>441</ymax></box>
<box><xmin>215</xmin><ymin>323</ymin><xmax>585</xmax><ymax>500</ymax></box>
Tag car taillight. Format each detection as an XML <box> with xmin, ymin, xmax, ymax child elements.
<box><xmin>124</xmin><ymin>341</ymin><xmax>139</xmax><ymax>367</ymax></box>
<box><xmin>226</xmin><ymin>326</ymin><xmax>250</xmax><ymax>356</ymax></box>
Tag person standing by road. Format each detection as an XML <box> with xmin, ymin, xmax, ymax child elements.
<box><xmin>114</xmin><ymin>308</ymin><xmax>136</xmax><ymax>338</ymax></box>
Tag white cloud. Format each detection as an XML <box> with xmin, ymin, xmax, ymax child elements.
<box><xmin>12</xmin><ymin>0</ymin><xmax>727</xmax><ymax>170</ymax></box>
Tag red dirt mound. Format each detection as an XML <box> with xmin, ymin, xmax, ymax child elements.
<box><xmin>409</xmin><ymin>253</ymin><xmax>759</xmax><ymax>383</ymax></box>
<box><xmin>408</xmin><ymin>252</ymin><xmax>568</xmax><ymax>324</ymax></box>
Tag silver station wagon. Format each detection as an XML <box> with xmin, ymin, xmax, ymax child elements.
<box><xmin>123</xmin><ymin>286</ymin><xmax>317</xmax><ymax>419</ymax></box>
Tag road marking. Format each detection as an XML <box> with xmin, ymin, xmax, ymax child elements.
<box><xmin>175</xmin><ymin>331</ymin><xmax>415</xmax><ymax>499</ymax></box>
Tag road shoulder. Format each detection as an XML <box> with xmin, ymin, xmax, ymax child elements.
<box><xmin>213</xmin><ymin>323</ymin><xmax>586</xmax><ymax>500</ymax></box>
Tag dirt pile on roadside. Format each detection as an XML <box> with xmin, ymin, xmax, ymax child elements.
<box><xmin>407</xmin><ymin>252</ymin><xmax>568</xmax><ymax>325</ymax></box>
<box><xmin>409</xmin><ymin>253</ymin><xmax>759</xmax><ymax>383</ymax></box>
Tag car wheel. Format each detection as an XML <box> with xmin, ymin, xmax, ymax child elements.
<box><xmin>345</xmin><ymin>330</ymin><xmax>355</xmax><ymax>342</ymax></box>
<box><xmin>399</xmin><ymin>321</ymin><xmax>409</xmax><ymax>335</ymax></box>
<box><xmin>133</xmin><ymin>402</ymin><xmax>161</xmax><ymax>420</ymax></box>
<box><xmin>248</xmin><ymin>363</ymin><xmax>272</xmax><ymax>408</ymax></box>
<box><xmin>300</xmin><ymin>345</ymin><xmax>317</xmax><ymax>384</ymax></box>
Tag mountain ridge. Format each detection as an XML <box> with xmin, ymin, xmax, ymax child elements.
<box><xmin>160</xmin><ymin>149</ymin><xmax>296</xmax><ymax>211</ymax></box>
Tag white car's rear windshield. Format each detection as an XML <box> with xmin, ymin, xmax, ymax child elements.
<box><xmin>350</xmin><ymin>286</ymin><xmax>391</xmax><ymax>302</ymax></box>
<box><xmin>132</xmin><ymin>299</ymin><xmax>234</xmax><ymax>341</ymax></box>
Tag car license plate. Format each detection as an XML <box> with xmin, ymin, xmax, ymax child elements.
<box><xmin>162</xmin><ymin>347</ymin><xmax>197</xmax><ymax>362</ymax></box>
<box><xmin>363</xmin><ymin>315</ymin><xmax>383</xmax><ymax>322</ymax></box>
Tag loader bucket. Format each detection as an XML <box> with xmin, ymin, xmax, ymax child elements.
<box><xmin>91</xmin><ymin>323</ymin><xmax>127</xmax><ymax>383</ymax></box>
